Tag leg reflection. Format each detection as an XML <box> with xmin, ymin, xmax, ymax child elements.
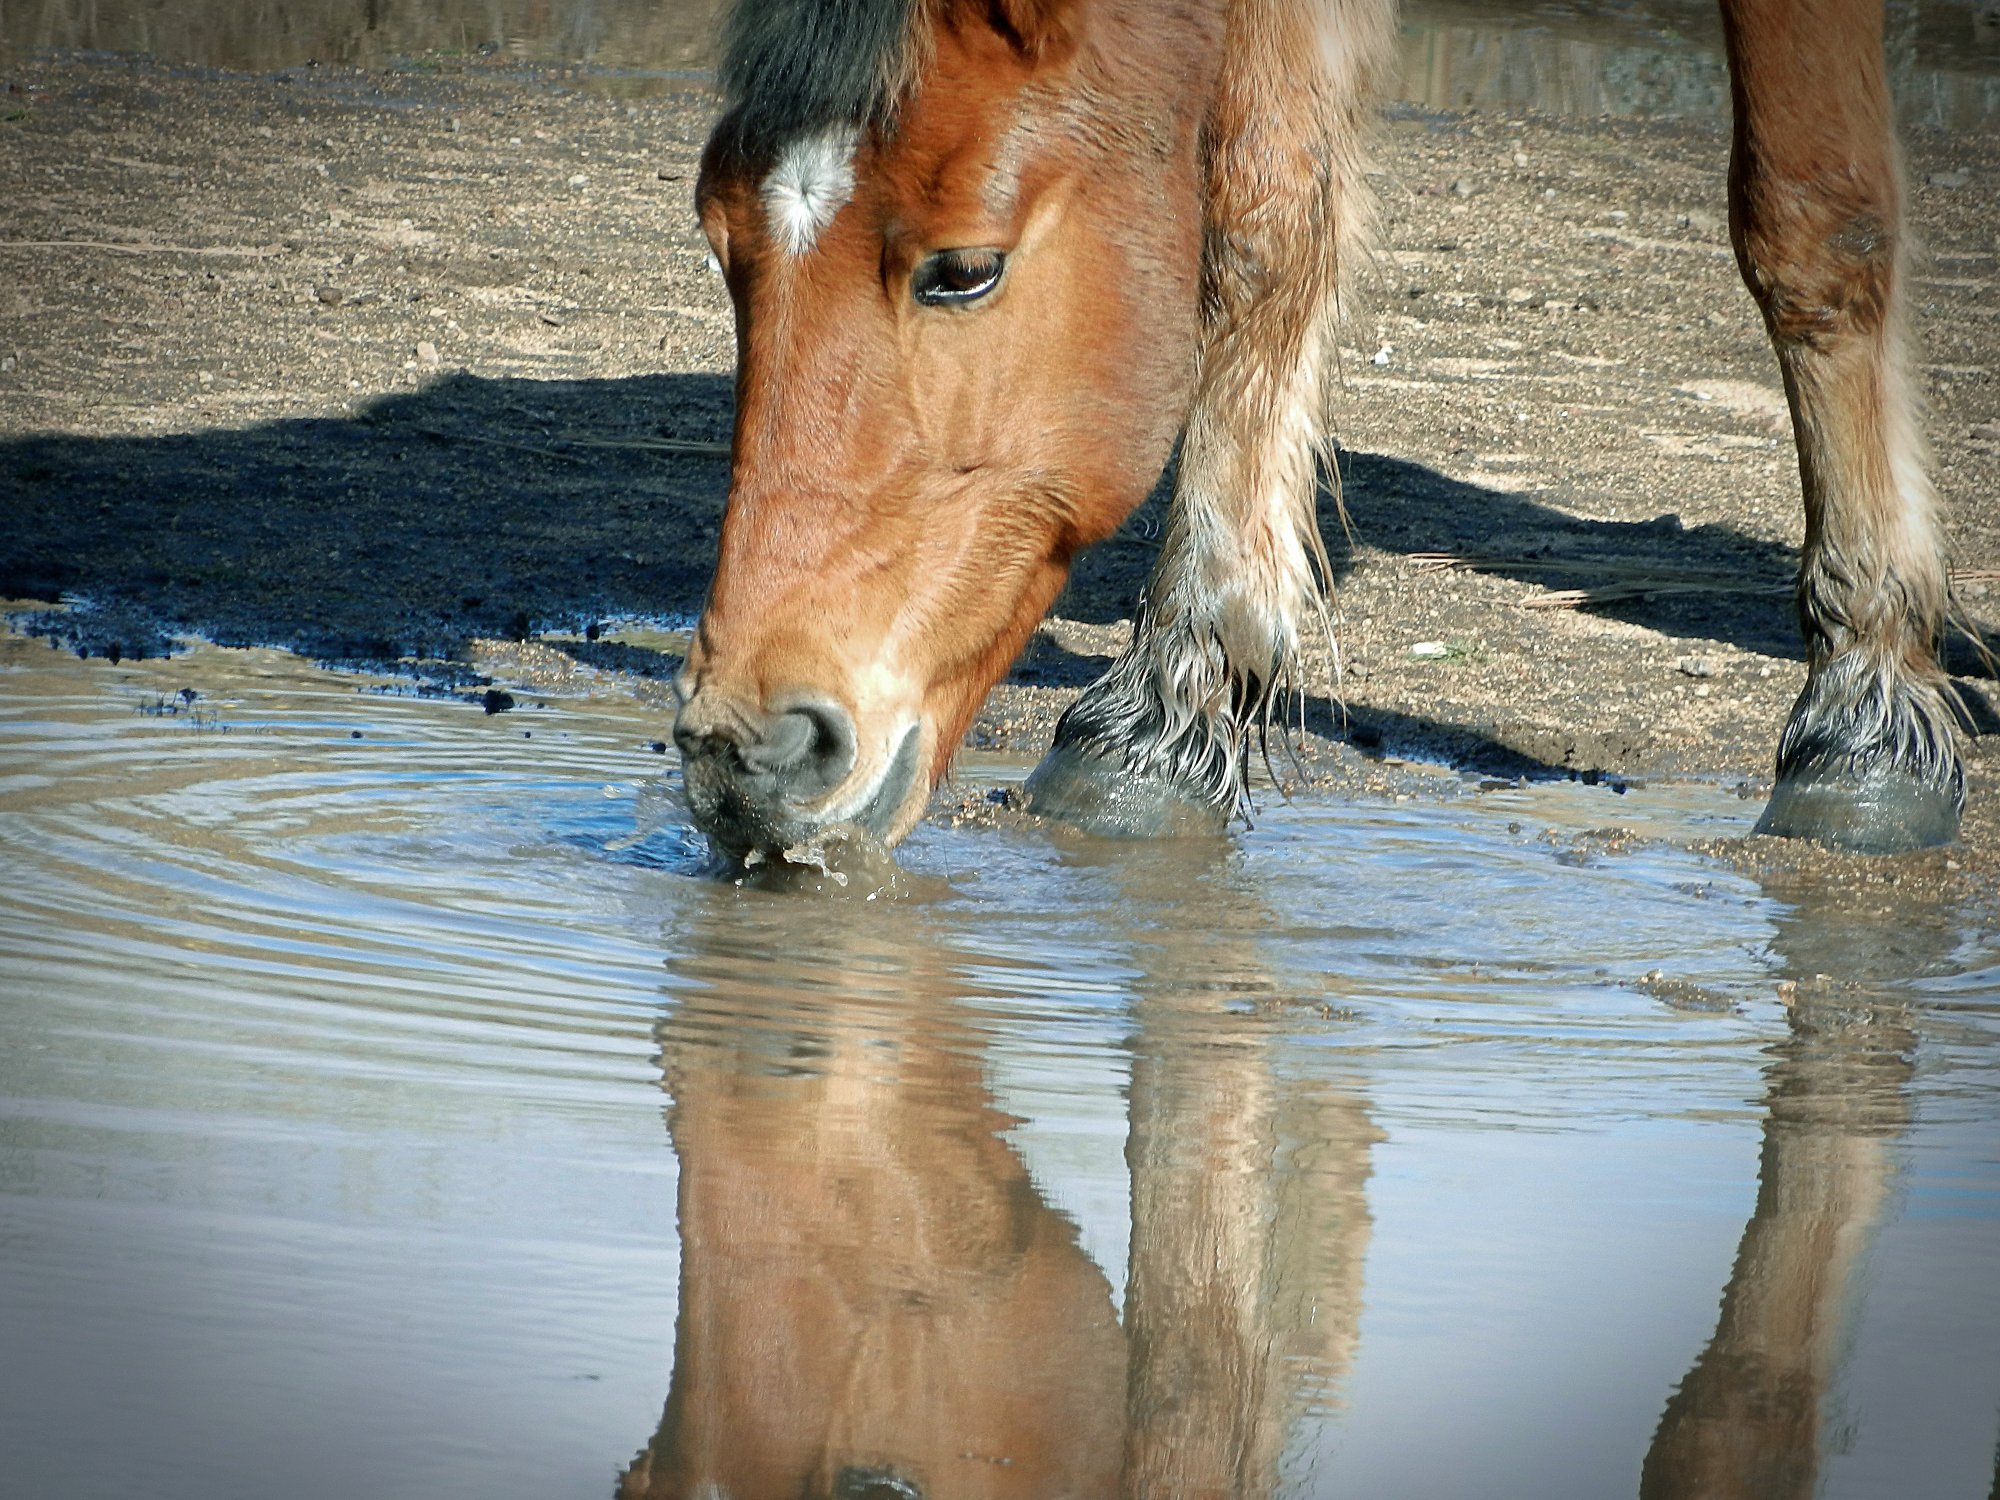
<box><xmin>1108</xmin><ymin>846</ymin><xmax>1379</xmax><ymax>1497</ymax></box>
<box><xmin>1123</xmin><ymin>1030</ymin><xmax>1376</xmax><ymax>1496</ymax></box>
<box><xmin>1642</xmin><ymin>958</ymin><xmax>1916</xmax><ymax>1496</ymax></box>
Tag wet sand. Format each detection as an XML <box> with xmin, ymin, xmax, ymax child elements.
<box><xmin>1</xmin><ymin>43</ymin><xmax>1997</xmax><ymax>887</ymax></box>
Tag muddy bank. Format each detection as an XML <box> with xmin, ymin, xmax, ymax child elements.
<box><xmin>2</xmin><ymin>51</ymin><xmax>1997</xmax><ymax>859</ymax></box>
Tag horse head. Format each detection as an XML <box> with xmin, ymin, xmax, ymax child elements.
<box><xmin>675</xmin><ymin>0</ymin><xmax>1215</xmax><ymax>854</ymax></box>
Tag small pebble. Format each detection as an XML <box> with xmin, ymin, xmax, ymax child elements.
<box><xmin>567</xmin><ymin>172</ymin><xmax>589</xmax><ymax>189</ymax></box>
<box><xmin>1449</xmin><ymin>178</ymin><xmax>1475</xmax><ymax>198</ymax></box>
<box><xmin>1926</xmin><ymin>169</ymin><xmax>1970</xmax><ymax>189</ymax></box>
<box><xmin>415</xmin><ymin>339</ymin><xmax>440</xmax><ymax>366</ymax></box>
<box><xmin>1411</xmin><ymin>640</ymin><xmax>1449</xmax><ymax>659</ymax></box>
<box><xmin>1677</xmin><ymin>656</ymin><xmax>1717</xmax><ymax>678</ymax></box>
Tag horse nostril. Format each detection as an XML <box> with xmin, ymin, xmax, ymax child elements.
<box><xmin>736</xmin><ymin>709</ymin><xmax>813</xmax><ymax>774</ymax></box>
<box><xmin>673</xmin><ymin>693</ymin><xmax>857</xmax><ymax>796</ymax></box>
<box><xmin>774</xmin><ymin>698</ymin><xmax>857</xmax><ymax>794</ymax></box>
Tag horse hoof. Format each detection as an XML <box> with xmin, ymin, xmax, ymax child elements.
<box><xmin>1754</xmin><ymin>762</ymin><xmax>1960</xmax><ymax>853</ymax></box>
<box><xmin>1022</xmin><ymin>743</ymin><xmax>1230</xmax><ymax>838</ymax></box>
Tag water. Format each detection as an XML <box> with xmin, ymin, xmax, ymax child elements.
<box><xmin>4</xmin><ymin>0</ymin><xmax>1997</xmax><ymax>126</ymax></box>
<box><xmin>3</xmin><ymin>631</ymin><xmax>1998</xmax><ymax>1499</ymax></box>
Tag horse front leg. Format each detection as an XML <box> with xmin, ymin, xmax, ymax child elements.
<box><xmin>1725</xmin><ymin>0</ymin><xmax>1963</xmax><ymax>852</ymax></box>
<box><xmin>1025</xmin><ymin>0</ymin><xmax>1396</xmax><ymax>835</ymax></box>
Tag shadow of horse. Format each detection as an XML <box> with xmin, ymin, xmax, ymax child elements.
<box><xmin>2</xmin><ymin>371</ymin><xmax>737</xmax><ymax>664</ymax></box>
<box><xmin>1070</xmin><ymin>446</ymin><xmax>1805</xmax><ymax>656</ymax></box>
<box><xmin>4</xmin><ymin>369</ymin><xmax>1991</xmax><ymax>764</ymax></box>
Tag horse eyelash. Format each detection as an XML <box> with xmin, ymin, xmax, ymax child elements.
<box><xmin>911</xmin><ymin>249</ymin><xmax>1006</xmax><ymax>308</ymax></box>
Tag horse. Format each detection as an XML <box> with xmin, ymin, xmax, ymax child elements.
<box><xmin>671</xmin><ymin>0</ymin><xmax>1964</xmax><ymax>858</ymax></box>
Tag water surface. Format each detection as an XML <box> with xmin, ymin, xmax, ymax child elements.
<box><xmin>3</xmin><ymin>633</ymin><xmax>1998</xmax><ymax>1499</ymax></box>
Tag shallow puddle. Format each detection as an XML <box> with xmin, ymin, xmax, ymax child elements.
<box><xmin>3</xmin><ymin>632</ymin><xmax>1998</xmax><ymax>1499</ymax></box>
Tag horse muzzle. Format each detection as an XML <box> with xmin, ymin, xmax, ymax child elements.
<box><xmin>673</xmin><ymin>689</ymin><xmax>923</xmax><ymax>856</ymax></box>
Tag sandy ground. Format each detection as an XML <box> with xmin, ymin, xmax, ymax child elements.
<box><xmin>2</xmin><ymin>51</ymin><xmax>1997</xmax><ymax>897</ymax></box>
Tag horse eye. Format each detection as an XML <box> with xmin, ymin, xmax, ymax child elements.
<box><xmin>912</xmin><ymin>249</ymin><xmax>1005</xmax><ymax>307</ymax></box>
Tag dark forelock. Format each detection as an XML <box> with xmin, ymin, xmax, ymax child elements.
<box><xmin>719</xmin><ymin>0</ymin><xmax>926</xmax><ymax>157</ymax></box>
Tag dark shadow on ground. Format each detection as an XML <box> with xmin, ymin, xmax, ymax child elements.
<box><xmin>1335</xmin><ymin>449</ymin><xmax>1807</xmax><ymax>655</ymax></box>
<box><xmin>1044</xmin><ymin>448</ymin><xmax>2000</xmax><ymax>678</ymax></box>
<box><xmin>2</xmin><ymin>371</ymin><xmax>736</xmax><ymax>665</ymax></box>
<box><xmin>0</xmin><ymin>368</ymin><xmax>1183</xmax><ymax>672</ymax></box>
<box><xmin>4</xmin><ymin>370</ymin><xmax>1992</xmax><ymax>772</ymax></box>
<box><xmin>1082</xmin><ymin>446</ymin><xmax>1816</xmax><ymax>656</ymax></box>
<box><xmin>5</xmin><ymin>369</ymin><xmax>1825</xmax><ymax>662</ymax></box>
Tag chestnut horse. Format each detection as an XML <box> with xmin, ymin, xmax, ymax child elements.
<box><xmin>673</xmin><ymin>0</ymin><xmax>1962</xmax><ymax>856</ymax></box>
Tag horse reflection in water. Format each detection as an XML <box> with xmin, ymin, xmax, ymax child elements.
<box><xmin>676</xmin><ymin>0</ymin><xmax>1964</xmax><ymax>859</ymax></box>
<box><xmin>620</xmin><ymin>857</ymin><xmax>1934</xmax><ymax>1498</ymax></box>
<box><xmin>1643</xmin><ymin>1009</ymin><xmax>1910</xmax><ymax>1499</ymax></box>
<box><xmin>620</xmin><ymin>846</ymin><xmax>1376</xmax><ymax>1498</ymax></box>
<box><xmin>1642</xmin><ymin>888</ymin><xmax>1930</xmax><ymax>1500</ymax></box>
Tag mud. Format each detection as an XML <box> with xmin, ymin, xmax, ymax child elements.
<box><xmin>1</xmin><ymin>46</ymin><xmax>1996</xmax><ymax>885</ymax></box>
